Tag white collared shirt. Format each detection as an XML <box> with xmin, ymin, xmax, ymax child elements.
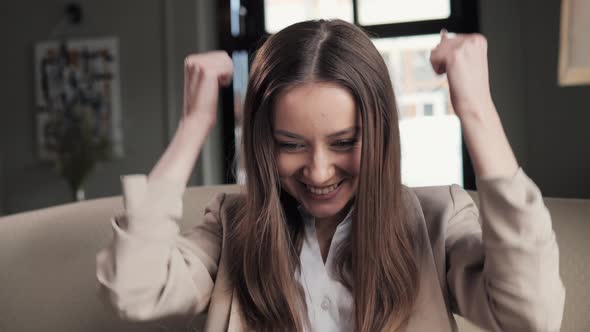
<box><xmin>296</xmin><ymin>207</ymin><xmax>354</xmax><ymax>332</ymax></box>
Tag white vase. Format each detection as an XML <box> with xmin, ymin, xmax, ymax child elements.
<box><xmin>75</xmin><ymin>188</ymin><xmax>85</xmax><ymax>201</ymax></box>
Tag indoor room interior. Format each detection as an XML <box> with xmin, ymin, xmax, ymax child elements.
<box><xmin>0</xmin><ymin>0</ymin><xmax>588</xmax><ymax>331</ymax></box>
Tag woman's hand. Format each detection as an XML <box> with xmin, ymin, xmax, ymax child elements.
<box><xmin>430</xmin><ymin>31</ymin><xmax>494</xmax><ymax>120</ymax></box>
<box><xmin>430</xmin><ymin>31</ymin><xmax>518</xmax><ymax>179</ymax></box>
<box><xmin>149</xmin><ymin>51</ymin><xmax>233</xmax><ymax>184</ymax></box>
<box><xmin>181</xmin><ymin>52</ymin><xmax>233</xmax><ymax>131</ymax></box>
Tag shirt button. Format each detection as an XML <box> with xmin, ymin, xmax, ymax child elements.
<box><xmin>321</xmin><ymin>297</ymin><xmax>330</xmax><ymax>310</ymax></box>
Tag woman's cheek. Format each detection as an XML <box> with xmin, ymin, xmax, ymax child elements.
<box><xmin>275</xmin><ymin>152</ymin><xmax>298</xmax><ymax>177</ymax></box>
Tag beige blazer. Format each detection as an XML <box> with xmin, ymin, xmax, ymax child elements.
<box><xmin>96</xmin><ymin>168</ymin><xmax>565</xmax><ymax>332</ymax></box>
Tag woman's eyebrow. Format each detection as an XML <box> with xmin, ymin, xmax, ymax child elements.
<box><xmin>327</xmin><ymin>126</ymin><xmax>360</xmax><ymax>138</ymax></box>
<box><xmin>274</xmin><ymin>126</ymin><xmax>360</xmax><ymax>139</ymax></box>
<box><xmin>273</xmin><ymin>130</ymin><xmax>304</xmax><ymax>139</ymax></box>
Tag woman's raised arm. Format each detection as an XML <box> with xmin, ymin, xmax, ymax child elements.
<box><xmin>150</xmin><ymin>51</ymin><xmax>233</xmax><ymax>184</ymax></box>
<box><xmin>96</xmin><ymin>52</ymin><xmax>233</xmax><ymax>322</ymax></box>
<box><xmin>430</xmin><ymin>32</ymin><xmax>565</xmax><ymax>331</ymax></box>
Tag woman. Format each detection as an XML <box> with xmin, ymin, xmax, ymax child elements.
<box><xmin>96</xmin><ymin>20</ymin><xmax>564</xmax><ymax>331</ymax></box>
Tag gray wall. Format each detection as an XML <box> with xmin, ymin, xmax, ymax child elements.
<box><xmin>520</xmin><ymin>0</ymin><xmax>590</xmax><ymax>198</ymax></box>
<box><xmin>481</xmin><ymin>0</ymin><xmax>590</xmax><ymax>199</ymax></box>
<box><xmin>0</xmin><ymin>0</ymin><xmax>222</xmax><ymax>215</ymax></box>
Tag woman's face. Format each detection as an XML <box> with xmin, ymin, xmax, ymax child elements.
<box><xmin>273</xmin><ymin>82</ymin><xmax>362</xmax><ymax>222</ymax></box>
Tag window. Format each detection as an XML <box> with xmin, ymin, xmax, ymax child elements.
<box><xmin>370</xmin><ymin>33</ymin><xmax>463</xmax><ymax>186</ymax></box>
<box><xmin>218</xmin><ymin>0</ymin><xmax>478</xmax><ymax>188</ymax></box>
<box><xmin>423</xmin><ymin>104</ymin><xmax>434</xmax><ymax>116</ymax></box>
<box><xmin>264</xmin><ymin>0</ymin><xmax>451</xmax><ymax>32</ymax></box>
<box><xmin>265</xmin><ymin>0</ymin><xmax>353</xmax><ymax>33</ymax></box>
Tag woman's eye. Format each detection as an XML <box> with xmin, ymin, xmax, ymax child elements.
<box><xmin>278</xmin><ymin>142</ymin><xmax>305</xmax><ymax>152</ymax></box>
<box><xmin>332</xmin><ymin>139</ymin><xmax>358</xmax><ymax>150</ymax></box>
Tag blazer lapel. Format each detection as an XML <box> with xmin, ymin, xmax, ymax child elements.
<box><xmin>227</xmin><ymin>287</ymin><xmax>248</xmax><ymax>332</ymax></box>
<box><xmin>204</xmin><ymin>200</ymin><xmax>238</xmax><ymax>332</ymax></box>
<box><xmin>403</xmin><ymin>187</ymin><xmax>455</xmax><ymax>332</ymax></box>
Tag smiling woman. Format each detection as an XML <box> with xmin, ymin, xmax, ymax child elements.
<box><xmin>273</xmin><ymin>82</ymin><xmax>361</xmax><ymax>224</ymax></box>
<box><xmin>231</xmin><ymin>19</ymin><xmax>420</xmax><ymax>331</ymax></box>
<box><xmin>96</xmin><ymin>19</ymin><xmax>565</xmax><ymax>332</ymax></box>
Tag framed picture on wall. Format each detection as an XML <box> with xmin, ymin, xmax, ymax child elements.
<box><xmin>558</xmin><ymin>0</ymin><xmax>590</xmax><ymax>86</ymax></box>
<box><xmin>34</xmin><ymin>37</ymin><xmax>124</xmax><ymax>159</ymax></box>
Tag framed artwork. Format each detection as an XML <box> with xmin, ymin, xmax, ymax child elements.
<box><xmin>558</xmin><ymin>0</ymin><xmax>590</xmax><ymax>86</ymax></box>
<box><xmin>34</xmin><ymin>37</ymin><xmax>124</xmax><ymax>159</ymax></box>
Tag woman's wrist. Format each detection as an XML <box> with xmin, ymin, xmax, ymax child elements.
<box><xmin>460</xmin><ymin>105</ymin><xmax>519</xmax><ymax>180</ymax></box>
<box><xmin>148</xmin><ymin>120</ymin><xmax>207</xmax><ymax>184</ymax></box>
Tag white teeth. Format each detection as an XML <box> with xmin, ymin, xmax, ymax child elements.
<box><xmin>306</xmin><ymin>182</ymin><xmax>340</xmax><ymax>195</ymax></box>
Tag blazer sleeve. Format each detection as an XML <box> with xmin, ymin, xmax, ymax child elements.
<box><xmin>445</xmin><ymin>168</ymin><xmax>565</xmax><ymax>332</ymax></box>
<box><xmin>96</xmin><ymin>175</ymin><xmax>224</xmax><ymax>321</ymax></box>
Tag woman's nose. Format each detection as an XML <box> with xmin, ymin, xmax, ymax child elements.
<box><xmin>303</xmin><ymin>149</ymin><xmax>335</xmax><ymax>185</ymax></box>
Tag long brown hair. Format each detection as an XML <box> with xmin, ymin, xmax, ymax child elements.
<box><xmin>227</xmin><ymin>19</ymin><xmax>420</xmax><ymax>331</ymax></box>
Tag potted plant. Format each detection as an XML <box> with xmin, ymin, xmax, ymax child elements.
<box><xmin>45</xmin><ymin>104</ymin><xmax>111</xmax><ymax>200</ymax></box>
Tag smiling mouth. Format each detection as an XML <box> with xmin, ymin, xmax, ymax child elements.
<box><xmin>303</xmin><ymin>180</ymin><xmax>344</xmax><ymax>195</ymax></box>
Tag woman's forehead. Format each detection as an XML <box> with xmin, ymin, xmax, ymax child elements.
<box><xmin>273</xmin><ymin>82</ymin><xmax>359</xmax><ymax>134</ymax></box>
